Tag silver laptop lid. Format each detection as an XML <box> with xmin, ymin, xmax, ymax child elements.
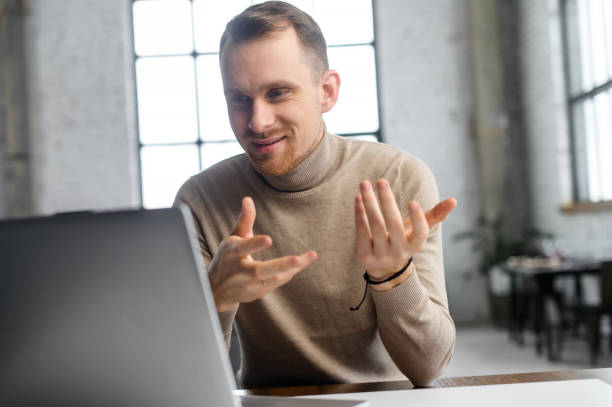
<box><xmin>0</xmin><ymin>207</ymin><xmax>238</xmax><ymax>407</ymax></box>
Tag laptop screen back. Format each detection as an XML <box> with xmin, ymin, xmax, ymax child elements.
<box><xmin>0</xmin><ymin>208</ymin><xmax>237</xmax><ymax>407</ymax></box>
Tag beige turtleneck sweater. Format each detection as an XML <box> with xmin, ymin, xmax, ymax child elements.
<box><xmin>174</xmin><ymin>133</ymin><xmax>455</xmax><ymax>389</ymax></box>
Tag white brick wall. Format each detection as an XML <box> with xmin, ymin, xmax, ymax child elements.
<box><xmin>25</xmin><ymin>0</ymin><xmax>140</xmax><ymax>214</ymax></box>
<box><xmin>376</xmin><ymin>0</ymin><xmax>487</xmax><ymax>322</ymax></box>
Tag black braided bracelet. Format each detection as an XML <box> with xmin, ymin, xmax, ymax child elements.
<box><xmin>350</xmin><ymin>257</ymin><xmax>414</xmax><ymax>311</ymax></box>
<box><xmin>364</xmin><ymin>257</ymin><xmax>414</xmax><ymax>285</ymax></box>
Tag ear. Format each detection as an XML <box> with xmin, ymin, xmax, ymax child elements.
<box><xmin>320</xmin><ymin>69</ymin><xmax>340</xmax><ymax>113</ymax></box>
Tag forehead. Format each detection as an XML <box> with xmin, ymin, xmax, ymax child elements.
<box><xmin>220</xmin><ymin>28</ymin><xmax>316</xmax><ymax>91</ymax></box>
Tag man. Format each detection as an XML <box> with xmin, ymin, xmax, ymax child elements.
<box><xmin>175</xmin><ymin>1</ymin><xmax>456</xmax><ymax>389</ymax></box>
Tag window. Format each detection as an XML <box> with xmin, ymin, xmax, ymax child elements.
<box><xmin>132</xmin><ymin>0</ymin><xmax>381</xmax><ymax>208</ymax></box>
<box><xmin>562</xmin><ymin>0</ymin><xmax>612</xmax><ymax>203</ymax></box>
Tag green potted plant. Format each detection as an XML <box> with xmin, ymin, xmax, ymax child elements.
<box><xmin>454</xmin><ymin>216</ymin><xmax>553</xmax><ymax>324</ymax></box>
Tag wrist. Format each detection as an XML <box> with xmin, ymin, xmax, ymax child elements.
<box><xmin>216</xmin><ymin>299</ymin><xmax>239</xmax><ymax>313</ymax></box>
<box><xmin>369</xmin><ymin>263</ymin><xmax>414</xmax><ymax>291</ymax></box>
<box><xmin>211</xmin><ymin>283</ymin><xmax>238</xmax><ymax>312</ymax></box>
<box><xmin>207</xmin><ymin>269</ymin><xmax>237</xmax><ymax>312</ymax></box>
<box><xmin>350</xmin><ymin>258</ymin><xmax>414</xmax><ymax>311</ymax></box>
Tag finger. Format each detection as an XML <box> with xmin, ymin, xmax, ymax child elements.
<box><xmin>402</xmin><ymin>217</ymin><xmax>413</xmax><ymax>236</ymax></box>
<box><xmin>262</xmin><ymin>254</ymin><xmax>317</xmax><ymax>288</ymax></box>
<box><xmin>253</xmin><ymin>250</ymin><xmax>317</xmax><ymax>281</ymax></box>
<box><xmin>232</xmin><ymin>196</ymin><xmax>256</xmax><ymax>238</ymax></box>
<box><xmin>376</xmin><ymin>179</ymin><xmax>405</xmax><ymax>246</ymax></box>
<box><xmin>354</xmin><ymin>194</ymin><xmax>373</xmax><ymax>256</ymax></box>
<box><xmin>425</xmin><ymin>198</ymin><xmax>457</xmax><ymax>228</ymax></box>
<box><xmin>231</xmin><ymin>235</ymin><xmax>273</xmax><ymax>258</ymax></box>
<box><xmin>408</xmin><ymin>201</ymin><xmax>428</xmax><ymax>246</ymax></box>
<box><xmin>359</xmin><ymin>180</ymin><xmax>388</xmax><ymax>253</ymax></box>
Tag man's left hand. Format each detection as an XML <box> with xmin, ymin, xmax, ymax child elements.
<box><xmin>354</xmin><ymin>179</ymin><xmax>457</xmax><ymax>291</ymax></box>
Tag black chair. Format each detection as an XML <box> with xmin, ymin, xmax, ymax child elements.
<box><xmin>573</xmin><ymin>261</ymin><xmax>612</xmax><ymax>365</ymax></box>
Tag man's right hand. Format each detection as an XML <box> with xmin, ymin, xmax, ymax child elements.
<box><xmin>208</xmin><ymin>196</ymin><xmax>318</xmax><ymax>312</ymax></box>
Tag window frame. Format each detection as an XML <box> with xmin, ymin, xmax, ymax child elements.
<box><xmin>560</xmin><ymin>0</ymin><xmax>612</xmax><ymax>208</ymax></box>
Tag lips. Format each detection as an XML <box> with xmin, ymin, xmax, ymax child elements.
<box><xmin>253</xmin><ymin>136</ymin><xmax>285</xmax><ymax>146</ymax></box>
<box><xmin>251</xmin><ymin>136</ymin><xmax>287</xmax><ymax>154</ymax></box>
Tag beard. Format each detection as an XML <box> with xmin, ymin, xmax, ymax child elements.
<box><xmin>240</xmin><ymin>123</ymin><xmax>324</xmax><ymax>177</ymax></box>
<box><xmin>247</xmin><ymin>148</ymin><xmax>300</xmax><ymax>176</ymax></box>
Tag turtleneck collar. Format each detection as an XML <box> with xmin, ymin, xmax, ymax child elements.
<box><xmin>260</xmin><ymin>131</ymin><xmax>338</xmax><ymax>192</ymax></box>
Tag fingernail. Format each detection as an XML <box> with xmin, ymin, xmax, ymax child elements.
<box><xmin>377</xmin><ymin>179</ymin><xmax>388</xmax><ymax>190</ymax></box>
<box><xmin>308</xmin><ymin>251</ymin><xmax>318</xmax><ymax>261</ymax></box>
<box><xmin>409</xmin><ymin>201</ymin><xmax>419</xmax><ymax>212</ymax></box>
<box><xmin>360</xmin><ymin>181</ymin><xmax>370</xmax><ymax>191</ymax></box>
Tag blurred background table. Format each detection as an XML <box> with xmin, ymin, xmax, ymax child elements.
<box><xmin>501</xmin><ymin>257</ymin><xmax>608</xmax><ymax>362</ymax></box>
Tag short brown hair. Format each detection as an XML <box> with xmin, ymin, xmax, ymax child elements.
<box><xmin>219</xmin><ymin>1</ymin><xmax>329</xmax><ymax>78</ymax></box>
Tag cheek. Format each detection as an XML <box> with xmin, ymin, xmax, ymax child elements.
<box><xmin>227</xmin><ymin>109</ymin><xmax>248</xmax><ymax>131</ymax></box>
<box><xmin>281</xmin><ymin>101</ymin><xmax>317</xmax><ymax>126</ymax></box>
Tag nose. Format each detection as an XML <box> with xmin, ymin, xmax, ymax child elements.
<box><xmin>248</xmin><ymin>99</ymin><xmax>275</xmax><ymax>134</ymax></box>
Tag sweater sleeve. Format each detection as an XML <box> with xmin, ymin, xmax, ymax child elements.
<box><xmin>369</xmin><ymin>233</ymin><xmax>456</xmax><ymax>386</ymax></box>
<box><xmin>173</xmin><ymin>178</ymin><xmax>238</xmax><ymax>349</ymax></box>
<box><xmin>370</xmin><ymin>156</ymin><xmax>456</xmax><ymax>386</ymax></box>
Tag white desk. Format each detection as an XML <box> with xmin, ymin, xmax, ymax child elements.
<box><xmin>302</xmin><ymin>379</ymin><xmax>612</xmax><ymax>407</ymax></box>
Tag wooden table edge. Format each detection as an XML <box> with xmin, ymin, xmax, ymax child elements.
<box><xmin>238</xmin><ymin>368</ymin><xmax>612</xmax><ymax>397</ymax></box>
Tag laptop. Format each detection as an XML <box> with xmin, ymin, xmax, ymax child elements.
<box><xmin>0</xmin><ymin>207</ymin><xmax>367</xmax><ymax>407</ymax></box>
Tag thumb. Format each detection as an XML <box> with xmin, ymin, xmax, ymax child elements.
<box><xmin>232</xmin><ymin>196</ymin><xmax>256</xmax><ymax>238</ymax></box>
<box><xmin>425</xmin><ymin>198</ymin><xmax>457</xmax><ymax>228</ymax></box>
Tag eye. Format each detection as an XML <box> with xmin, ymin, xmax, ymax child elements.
<box><xmin>228</xmin><ymin>93</ymin><xmax>251</xmax><ymax>106</ymax></box>
<box><xmin>267</xmin><ymin>88</ymin><xmax>290</xmax><ymax>100</ymax></box>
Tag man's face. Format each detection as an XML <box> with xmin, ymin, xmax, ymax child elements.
<box><xmin>220</xmin><ymin>28</ymin><xmax>328</xmax><ymax>177</ymax></box>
